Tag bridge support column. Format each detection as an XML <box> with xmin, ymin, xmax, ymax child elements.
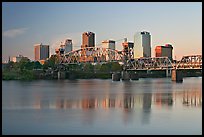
<box><xmin>121</xmin><ymin>71</ymin><xmax>130</xmax><ymax>81</ymax></box>
<box><xmin>171</xmin><ymin>69</ymin><xmax>183</xmax><ymax>82</ymax></box>
<box><xmin>58</xmin><ymin>71</ymin><xmax>66</xmax><ymax>79</ymax></box>
<box><xmin>112</xmin><ymin>73</ymin><xmax>121</xmax><ymax>81</ymax></box>
<box><xmin>130</xmin><ymin>72</ymin><xmax>139</xmax><ymax>80</ymax></box>
<box><xmin>166</xmin><ymin>69</ymin><xmax>171</xmax><ymax>77</ymax></box>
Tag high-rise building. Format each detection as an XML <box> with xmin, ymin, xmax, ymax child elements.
<box><xmin>122</xmin><ymin>40</ymin><xmax>134</xmax><ymax>60</ymax></box>
<box><xmin>102</xmin><ymin>40</ymin><xmax>115</xmax><ymax>50</ymax></box>
<box><xmin>81</xmin><ymin>31</ymin><xmax>95</xmax><ymax>49</ymax></box>
<box><xmin>102</xmin><ymin>40</ymin><xmax>116</xmax><ymax>61</ymax></box>
<box><xmin>155</xmin><ymin>44</ymin><xmax>173</xmax><ymax>60</ymax></box>
<box><xmin>34</xmin><ymin>43</ymin><xmax>49</xmax><ymax>61</ymax></box>
<box><xmin>134</xmin><ymin>31</ymin><xmax>151</xmax><ymax>58</ymax></box>
<box><xmin>64</xmin><ymin>39</ymin><xmax>73</xmax><ymax>53</ymax></box>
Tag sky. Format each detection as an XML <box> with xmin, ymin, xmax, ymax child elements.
<box><xmin>2</xmin><ymin>2</ymin><xmax>202</xmax><ymax>62</ymax></box>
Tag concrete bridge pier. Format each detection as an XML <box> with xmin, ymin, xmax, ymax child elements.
<box><xmin>121</xmin><ymin>71</ymin><xmax>130</xmax><ymax>81</ymax></box>
<box><xmin>112</xmin><ymin>73</ymin><xmax>121</xmax><ymax>81</ymax></box>
<box><xmin>171</xmin><ymin>69</ymin><xmax>183</xmax><ymax>82</ymax></box>
<box><xmin>58</xmin><ymin>71</ymin><xmax>66</xmax><ymax>79</ymax></box>
<box><xmin>130</xmin><ymin>72</ymin><xmax>139</xmax><ymax>80</ymax></box>
<box><xmin>166</xmin><ymin>69</ymin><xmax>172</xmax><ymax>77</ymax></box>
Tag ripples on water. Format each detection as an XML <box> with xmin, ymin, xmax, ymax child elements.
<box><xmin>2</xmin><ymin>77</ymin><xmax>202</xmax><ymax>135</ymax></box>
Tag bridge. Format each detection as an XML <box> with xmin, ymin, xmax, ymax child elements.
<box><xmin>59</xmin><ymin>47</ymin><xmax>202</xmax><ymax>71</ymax></box>
<box><xmin>60</xmin><ymin>47</ymin><xmax>124</xmax><ymax>64</ymax></box>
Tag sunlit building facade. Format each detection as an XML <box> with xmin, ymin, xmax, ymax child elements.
<box><xmin>134</xmin><ymin>31</ymin><xmax>151</xmax><ymax>58</ymax></box>
<box><xmin>12</xmin><ymin>55</ymin><xmax>28</xmax><ymax>62</ymax></box>
<box><xmin>102</xmin><ymin>40</ymin><xmax>115</xmax><ymax>50</ymax></box>
<box><xmin>122</xmin><ymin>41</ymin><xmax>134</xmax><ymax>60</ymax></box>
<box><xmin>81</xmin><ymin>31</ymin><xmax>95</xmax><ymax>48</ymax></box>
<box><xmin>155</xmin><ymin>44</ymin><xmax>173</xmax><ymax>60</ymax></box>
<box><xmin>34</xmin><ymin>43</ymin><xmax>49</xmax><ymax>61</ymax></box>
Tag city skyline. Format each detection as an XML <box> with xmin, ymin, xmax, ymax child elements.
<box><xmin>2</xmin><ymin>2</ymin><xmax>202</xmax><ymax>62</ymax></box>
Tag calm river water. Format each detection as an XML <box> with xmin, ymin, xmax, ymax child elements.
<box><xmin>2</xmin><ymin>77</ymin><xmax>202</xmax><ymax>135</ymax></box>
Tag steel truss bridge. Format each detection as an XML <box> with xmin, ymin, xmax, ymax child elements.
<box><xmin>60</xmin><ymin>47</ymin><xmax>124</xmax><ymax>64</ymax></box>
<box><xmin>176</xmin><ymin>55</ymin><xmax>202</xmax><ymax>69</ymax></box>
<box><xmin>59</xmin><ymin>47</ymin><xmax>202</xmax><ymax>70</ymax></box>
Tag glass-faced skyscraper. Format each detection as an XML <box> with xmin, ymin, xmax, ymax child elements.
<box><xmin>134</xmin><ymin>31</ymin><xmax>151</xmax><ymax>58</ymax></box>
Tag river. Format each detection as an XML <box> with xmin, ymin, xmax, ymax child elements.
<box><xmin>2</xmin><ymin>77</ymin><xmax>202</xmax><ymax>135</ymax></box>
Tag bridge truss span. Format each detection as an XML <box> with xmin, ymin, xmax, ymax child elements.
<box><xmin>60</xmin><ymin>47</ymin><xmax>124</xmax><ymax>64</ymax></box>
<box><xmin>176</xmin><ymin>55</ymin><xmax>202</xmax><ymax>69</ymax></box>
<box><xmin>126</xmin><ymin>57</ymin><xmax>173</xmax><ymax>70</ymax></box>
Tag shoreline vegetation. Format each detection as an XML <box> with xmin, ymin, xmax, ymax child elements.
<box><xmin>2</xmin><ymin>56</ymin><xmax>123</xmax><ymax>80</ymax></box>
<box><xmin>2</xmin><ymin>56</ymin><xmax>202</xmax><ymax>81</ymax></box>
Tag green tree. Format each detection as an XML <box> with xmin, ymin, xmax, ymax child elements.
<box><xmin>18</xmin><ymin>58</ymin><xmax>31</xmax><ymax>71</ymax></box>
<box><xmin>94</xmin><ymin>63</ymin><xmax>101</xmax><ymax>72</ymax></box>
<box><xmin>83</xmin><ymin>63</ymin><xmax>94</xmax><ymax>72</ymax></box>
<box><xmin>24</xmin><ymin>61</ymin><xmax>34</xmax><ymax>70</ymax></box>
<box><xmin>42</xmin><ymin>61</ymin><xmax>49</xmax><ymax>70</ymax></box>
<box><xmin>100</xmin><ymin>63</ymin><xmax>110</xmax><ymax>72</ymax></box>
<box><xmin>34</xmin><ymin>61</ymin><xmax>42</xmax><ymax>69</ymax></box>
<box><xmin>110</xmin><ymin>62</ymin><xmax>122</xmax><ymax>72</ymax></box>
<box><xmin>6</xmin><ymin>61</ymin><xmax>15</xmax><ymax>70</ymax></box>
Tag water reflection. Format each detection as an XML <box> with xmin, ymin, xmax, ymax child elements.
<box><xmin>182</xmin><ymin>90</ymin><xmax>202</xmax><ymax>107</ymax></box>
<box><xmin>3</xmin><ymin>89</ymin><xmax>202</xmax><ymax>110</ymax></box>
<box><xmin>2</xmin><ymin>78</ymin><xmax>202</xmax><ymax>134</ymax></box>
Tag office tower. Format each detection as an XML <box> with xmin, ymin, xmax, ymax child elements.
<box><xmin>81</xmin><ymin>31</ymin><xmax>95</xmax><ymax>49</ymax></box>
<box><xmin>122</xmin><ymin>40</ymin><xmax>134</xmax><ymax>60</ymax></box>
<box><xmin>102</xmin><ymin>40</ymin><xmax>115</xmax><ymax>50</ymax></box>
<box><xmin>134</xmin><ymin>31</ymin><xmax>151</xmax><ymax>58</ymax></box>
<box><xmin>34</xmin><ymin>43</ymin><xmax>49</xmax><ymax>61</ymax></box>
<box><xmin>102</xmin><ymin>40</ymin><xmax>116</xmax><ymax>61</ymax></box>
<box><xmin>155</xmin><ymin>44</ymin><xmax>173</xmax><ymax>60</ymax></box>
<box><xmin>64</xmin><ymin>39</ymin><xmax>73</xmax><ymax>53</ymax></box>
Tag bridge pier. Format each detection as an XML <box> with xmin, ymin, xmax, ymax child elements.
<box><xmin>112</xmin><ymin>73</ymin><xmax>121</xmax><ymax>81</ymax></box>
<box><xmin>130</xmin><ymin>72</ymin><xmax>139</xmax><ymax>80</ymax></box>
<box><xmin>171</xmin><ymin>69</ymin><xmax>183</xmax><ymax>82</ymax></box>
<box><xmin>58</xmin><ymin>71</ymin><xmax>66</xmax><ymax>79</ymax></box>
<box><xmin>121</xmin><ymin>71</ymin><xmax>130</xmax><ymax>81</ymax></box>
<box><xmin>166</xmin><ymin>69</ymin><xmax>172</xmax><ymax>77</ymax></box>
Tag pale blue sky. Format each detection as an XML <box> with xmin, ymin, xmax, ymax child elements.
<box><xmin>2</xmin><ymin>2</ymin><xmax>202</xmax><ymax>62</ymax></box>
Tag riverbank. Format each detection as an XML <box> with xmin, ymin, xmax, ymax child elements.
<box><xmin>2</xmin><ymin>69</ymin><xmax>202</xmax><ymax>81</ymax></box>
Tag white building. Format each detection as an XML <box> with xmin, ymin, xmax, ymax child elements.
<box><xmin>12</xmin><ymin>55</ymin><xmax>28</xmax><ymax>62</ymax></box>
<box><xmin>102</xmin><ymin>40</ymin><xmax>115</xmax><ymax>50</ymax></box>
<box><xmin>102</xmin><ymin>40</ymin><xmax>116</xmax><ymax>61</ymax></box>
<box><xmin>134</xmin><ymin>31</ymin><xmax>151</xmax><ymax>58</ymax></box>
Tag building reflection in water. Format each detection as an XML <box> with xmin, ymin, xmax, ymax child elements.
<box><xmin>6</xmin><ymin>80</ymin><xmax>201</xmax><ymax>126</ymax></box>
<box><xmin>142</xmin><ymin>92</ymin><xmax>152</xmax><ymax>124</ymax></box>
<box><xmin>33</xmin><ymin>89</ymin><xmax>201</xmax><ymax>110</ymax></box>
<box><xmin>122</xmin><ymin>81</ymin><xmax>135</xmax><ymax>124</ymax></box>
<box><xmin>182</xmin><ymin>90</ymin><xmax>202</xmax><ymax>107</ymax></box>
